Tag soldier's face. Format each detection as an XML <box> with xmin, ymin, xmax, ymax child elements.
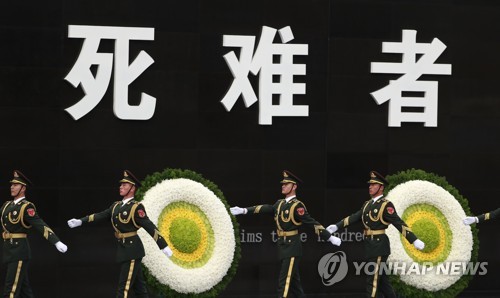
<box><xmin>119</xmin><ymin>183</ymin><xmax>134</xmax><ymax>196</ymax></box>
<box><xmin>368</xmin><ymin>183</ymin><xmax>383</xmax><ymax>197</ymax></box>
<box><xmin>281</xmin><ymin>182</ymin><xmax>295</xmax><ymax>195</ymax></box>
<box><xmin>10</xmin><ymin>183</ymin><xmax>25</xmax><ymax>198</ymax></box>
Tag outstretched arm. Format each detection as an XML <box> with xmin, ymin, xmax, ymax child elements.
<box><xmin>293</xmin><ymin>202</ymin><xmax>341</xmax><ymax>246</ymax></box>
<box><xmin>327</xmin><ymin>201</ymin><xmax>369</xmax><ymax>233</ymax></box>
<box><xmin>133</xmin><ymin>204</ymin><xmax>168</xmax><ymax>250</ymax></box>
<box><xmin>23</xmin><ymin>203</ymin><xmax>67</xmax><ymax>253</ymax></box>
<box><xmin>464</xmin><ymin>208</ymin><xmax>500</xmax><ymax>225</ymax></box>
<box><xmin>230</xmin><ymin>204</ymin><xmax>275</xmax><ymax>216</ymax></box>
<box><xmin>382</xmin><ymin>202</ymin><xmax>423</xmax><ymax>249</ymax></box>
<box><xmin>67</xmin><ymin>202</ymin><xmax>117</xmax><ymax>228</ymax></box>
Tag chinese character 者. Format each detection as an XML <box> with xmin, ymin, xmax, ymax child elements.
<box><xmin>370</xmin><ymin>29</ymin><xmax>452</xmax><ymax>127</ymax></box>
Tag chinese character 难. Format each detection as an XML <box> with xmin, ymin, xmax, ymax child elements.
<box><xmin>221</xmin><ymin>26</ymin><xmax>308</xmax><ymax>125</ymax></box>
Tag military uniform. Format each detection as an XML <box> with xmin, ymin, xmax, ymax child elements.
<box><xmin>74</xmin><ymin>170</ymin><xmax>168</xmax><ymax>298</ymax></box>
<box><xmin>1</xmin><ymin>170</ymin><xmax>62</xmax><ymax>298</ymax></box>
<box><xmin>476</xmin><ymin>208</ymin><xmax>500</xmax><ymax>223</ymax></box>
<box><xmin>243</xmin><ymin>171</ymin><xmax>332</xmax><ymax>298</ymax></box>
<box><xmin>334</xmin><ymin>171</ymin><xmax>419</xmax><ymax>298</ymax></box>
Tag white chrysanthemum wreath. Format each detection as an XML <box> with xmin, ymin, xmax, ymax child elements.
<box><xmin>384</xmin><ymin>169</ymin><xmax>478</xmax><ymax>298</ymax></box>
<box><xmin>135</xmin><ymin>169</ymin><xmax>240</xmax><ymax>297</ymax></box>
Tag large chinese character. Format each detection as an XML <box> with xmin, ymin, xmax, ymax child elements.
<box><xmin>221</xmin><ymin>26</ymin><xmax>308</xmax><ymax>125</ymax></box>
<box><xmin>65</xmin><ymin>25</ymin><xmax>155</xmax><ymax>120</ymax></box>
<box><xmin>370</xmin><ymin>30</ymin><xmax>452</xmax><ymax>127</ymax></box>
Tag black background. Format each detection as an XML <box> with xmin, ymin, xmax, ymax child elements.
<box><xmin>1</xmin><ymin>0</ymin><xmax>500</xmax><ymax>296</ymax></box>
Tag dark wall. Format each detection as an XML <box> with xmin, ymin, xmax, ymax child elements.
<box><xmin>1</xmin><ymin>0</ymin><xmax>500</xmax><ymax>296</ymax></box>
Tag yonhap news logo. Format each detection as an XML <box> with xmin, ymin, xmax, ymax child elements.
<box><xmin>318</xmin><ymin>250</ymin><xmax>488</xmax><ymax>287</ymax></box>
<box><xmin>317</xmin><ymin>251</ymin><xmax>348</xmax><ymax>286</ymax></box>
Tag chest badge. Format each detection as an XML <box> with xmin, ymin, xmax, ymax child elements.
<box><xmin>123</xmin><ymin>211</ymin><xmax>128</xmax><ymax>216</ymax></box>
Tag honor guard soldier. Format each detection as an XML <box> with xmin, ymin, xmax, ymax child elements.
<box><xmin>463</xmin><ymin>208</ymin><xmax>500</xmax><ymax>225</ymax></box>
<box><xmin>67</xmin><ymin>170</ymin><xmax>173</xmax><ymax>298</ymax></box>
<box><xmin>230</xmin><ymin>170</ymin><xmax>341</xmax><ymax>298</ymax></box>
<box><xmin>1</xmin><ymin>170</ymin><xmax>68</xmax><ymax>298</ymax></box>
<box><xmin>327</xmin><ymin>171</ymin><xmax>425</xmax><ymax>298</ymax></box>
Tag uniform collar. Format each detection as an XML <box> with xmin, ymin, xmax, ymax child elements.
<box><xmin>122</xmin><ymin>197</ymin><xmax>134</xmax><ymax>206</ymax></box>
<box><xmin>13</xmin><ymin>197</ymin><xmax>26</xmax><ymax>205</ymax></box>
<box><xmin>372</xmin><ymin>195</ymin><xmax>383</xmax><ymax>203</ymax></box>
<box><xmin>285</xmin><ymin>195</ymin><xmax>296</xmax><ymax>203</ymax></box>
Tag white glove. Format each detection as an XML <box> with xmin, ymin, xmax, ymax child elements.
<box><xmin>230</xmin><ymin>206</ymin><xmax>247</xmax><ymax>216</ymax></box>
<box><xmin>55</xmin><ymin>241</ymin><xmax>68</xmax><ymax>253</ymax></box>
<box><xmin>463</xmin><ymin>216</ymin><xmax>478</xmax><ymax>225</ymax></box>
<box><xmin>67</xmin><ymin>218</ymin><xmax>82</xmax><ymax>228</ymax></box>
<box><xmin>326</xmin><ymin>224</ymin><xmax>338</xmax><ymax>233</ymax></box>
<box><xmin>413</xmin><ymin>239</ymin><xmax>425</xmax><ymax>250</ymax></box>
<box><xmin>162</xmin><ymin>246</ymin><xmax>173</xmax><ymax>258</ymax></box>
<box><xmin>328</xmin><ymin>235</ymin><xmax>342</xmax><ymax>246</ymax></box>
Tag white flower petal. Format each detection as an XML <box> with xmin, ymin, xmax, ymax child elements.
<box><xmin>386</xmin><ymin>180</ymin><xmax>473</xmax><ymax>291</ymax></box>
<box><xmin>138</xmin><ymin>178</ymin><xmax>236</xmax><ymax>294</ymax></box>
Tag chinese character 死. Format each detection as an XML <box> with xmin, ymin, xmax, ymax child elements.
<box><xmin>221</xmin><ymin>26</ymin><xmax>308</xmax><ymax>125</ymax></box>
<box><xmin>65</xmin><ymin>25</ymin><xmax>156</xmax><ymax>120</ymax></box>
<box><xmin>370</xmin><ymin>29</ymin><xmax>452</xmax><ymax>127</ymax></box>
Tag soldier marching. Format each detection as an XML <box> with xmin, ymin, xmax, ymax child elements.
<box><xmin>1</xmin><ymin>170</ymin><xmax>67</xmax><ymax>297</ymax></box>
<box><xmin>230</xmin><ymin>170</ymin><xmax>341</xmax><ymax>298</ymax></box>
<box><xmin>327</xmin><ymin>171</ymin><xmax>425</xmax><ymax>298</ymax></box>
<box><xmin>67</xmin><ymin>170</ymin><xmax>173</xmax><ymax>298</ymax></box>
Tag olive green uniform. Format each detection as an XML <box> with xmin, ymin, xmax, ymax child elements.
<box><xmin>1</xmin><ymin>198</ymin><xmax>60</xmax><ymax>298</ymax></box>
<box><xmin>335</xmin><ymin>196</ymin><xmax>417</xmax><ymax>298</ymax></box>
<box><xmin>79</xmin><ymin>199</ymin><xmax>167</xmax><ymax>298</ymax></box>
<box><xmin>246</xmin><ymin>197</ymin><xmax>332</xmax><ymax>298</ymax></box>
<box><xmin>477</xmin><ymin>208</ymin><xmax>500</xmax><ymax>223</ymax></box>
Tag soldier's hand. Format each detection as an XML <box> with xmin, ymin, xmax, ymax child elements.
<box><xmin>55</xmin><ymin>241</ymin><xmax>68</xmax><ymax>253</ymax></box>
<box><xmin>162</xmin><ymin>246</ymin><xmax>173</xmax><ymax>258</ymax></box>
<box><xmin>67</xmin><ymin>218</ymin><xmax>82</xmax><ymax>228</ymax></box>
<box><xmin>326</xmin><ymin>224</ymin><xmax>338</xmax><ymax>233</ymax></box>
<box><xmin>327</xmin><ymin>235</ymin><xmax>341</xmax><ymax>246</ymax></box>
<box><xmin>230</xmin><ymin>206</ymin><xmax>247</xmax><ymax>216</ymax></box>
<box><xmin>463</xmin><ymin>216</ymin><xmax>478</xmax><ymax>225</ymax></box>
<box><xmin>413</xmin><ymin>239</ymin><xmax>425</xmax><ymax>250</ymax></box>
